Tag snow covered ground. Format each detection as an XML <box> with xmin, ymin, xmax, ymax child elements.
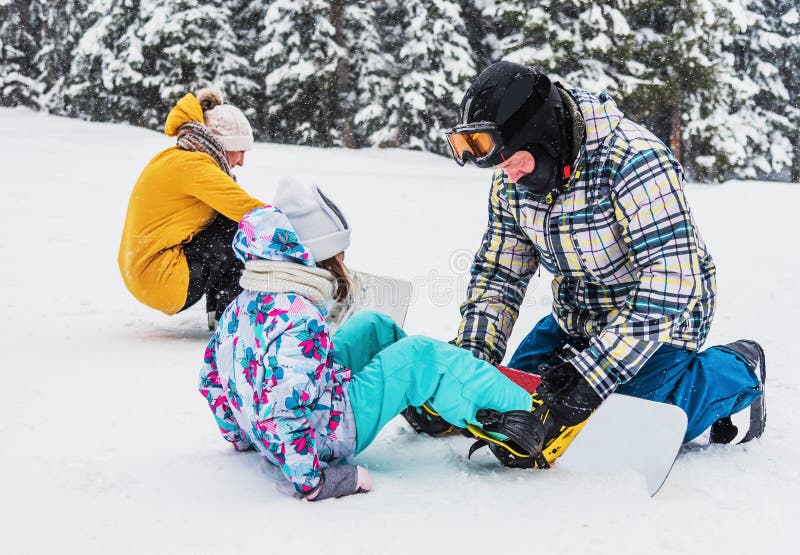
<box><xmin>1</xmin><ymin>108</ymin><xmax>797</xmax><ymax>554</ymax></box>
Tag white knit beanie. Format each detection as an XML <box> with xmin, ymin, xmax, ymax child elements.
<box><xmin>196</xmin><ymin>88</ymin><xmax>254</xmax><ymax>151</ymax></box>
<box><xmin>274</xmin><ymin>179</ymin><xmax>351</xmax><ymax>262</ymax></box>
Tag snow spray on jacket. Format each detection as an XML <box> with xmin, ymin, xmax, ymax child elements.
<box><xmin>198</xmin><ymin>205</ymin><xmax>356</xmax><ymax>494</ymax></box>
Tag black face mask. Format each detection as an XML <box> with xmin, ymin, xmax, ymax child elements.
<box><xmin>514</xmin><ymin>145</ymin><xmax>560</xmax><ymax>197</ymax></box>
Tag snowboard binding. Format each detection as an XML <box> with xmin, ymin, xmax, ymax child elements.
<box><xmin>467</xmin><ymin>407</ymin><xmax>550</xmax><ymax>468</ymax></box>
<box><xmin>467</xmin><ymin>347</ymin><xmax>595</xmax><ymax>469</ymax></box>
<box><xmin>466</xmin><ymin>396</ymin><xmax>589</xmax><ymax>469</ymax></box>
<box><xmin>402</xmin><ymin>404</ymin><xmax>455</xmax><ymax>436</ymax></box>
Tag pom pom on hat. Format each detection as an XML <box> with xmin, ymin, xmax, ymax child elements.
<box><xmin>197</xmin><ymin>86</ymin><xmax>254</xmax><ymax>151</ymax></box>
<box><xmin>196</xmin><ymin>87</ymin><xmax>224</xmax><ymax>112</ymax></box>
<box><xmin>274</xmin><ymin>179</ymin><xmax>351</xmax><ymax>262</ymax></box>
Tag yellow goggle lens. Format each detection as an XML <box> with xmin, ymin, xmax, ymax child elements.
<box><xmin>447</xmin><ymin>131</ymin><xmax>497</xmax><ymax>160</ymax></box>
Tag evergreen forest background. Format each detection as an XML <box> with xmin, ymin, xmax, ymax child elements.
<box><xmin>1</xmin><ymin>0</ymin><xmax>798</xmax><ymax>181</ymax></box>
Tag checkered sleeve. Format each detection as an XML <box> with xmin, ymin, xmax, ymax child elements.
<box><xmin>456</xmin><ymin>171</ymin><xmax>540</xmax><ymax>365</ymax></box>
<box><xmin>570</xmin><ymin>148</ymin><xmax>704</xmax><ymax>398</ymax></box>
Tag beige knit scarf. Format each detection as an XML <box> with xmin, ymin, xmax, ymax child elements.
<box><xmin>239</xmin><ymin>260</ymin><xmax>335</xmax><ymax>311</ymax></box>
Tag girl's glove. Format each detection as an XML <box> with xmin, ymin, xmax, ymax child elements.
<box><xmin>356</xmin><ymin>466</ymin><xmax>374</xmax><ymax>492</ymax></box>
<box><xmin>305</xmin><ymin>465</ymin><xmax>373</xmax><ymax>501</ymax></box>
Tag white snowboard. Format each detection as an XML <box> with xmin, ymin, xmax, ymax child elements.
<box><xmin>356</xmin><ymin>272</ymin><xmax>413</xmax><ymax>326</ymax></box>
<box><xmin>329</xmin><ymin>270</ymin><xmax>412</xmax><ymax>328</ymax></box>
<box><xmin>558</xmin><ymin>394</ymin><xmax>687</xmax><ymax>496</ymax></box>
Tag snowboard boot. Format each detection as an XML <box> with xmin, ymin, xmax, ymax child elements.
<box><xmin>466</xmin><ymin>394</ymin><xmax>589</xmax><ymax>469</ymax></box>
<box><xmin>207</xmin><ymin>311</ymin><xmax>218</xmax><ymax>332</ymax></box>
<box><xmin>402</xmin><ymin>404</ymin><xmax>455</xmax><ymax>436</ymax></box>
<box><xmin>467</xmin><ymin>354</ymin><xmax>601</xmax><ymax>469</ymax></box>
<box><xmin>710</xmin><ymin>339</ymin><xmax>766</xmax><ymax>444</ymax></box>
<box><xmin>206</xmin><ymin>291</ymin><xmax>218</xmax><ymax>331</ymax></box>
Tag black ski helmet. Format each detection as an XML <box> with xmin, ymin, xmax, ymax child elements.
<box><xmin>460</xmin><ymin>61</ymin><xmax>571</xmax><ymax>195</ymax></box>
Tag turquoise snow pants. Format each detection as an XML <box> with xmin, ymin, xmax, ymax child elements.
<box><xmin>332</xmin><ymin>310</ymin><xmax>532</xmax><ymax>454</ymax></box>
<box><xmin>508</xmin><ymin>315</ymin><xmax>762</xmax><ymax>442</ymax></box>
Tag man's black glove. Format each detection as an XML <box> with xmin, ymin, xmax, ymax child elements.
<box><xmin>536</xmin><ymin>358</ymin><xmax>603</xmax><ymax>426</ymax></box>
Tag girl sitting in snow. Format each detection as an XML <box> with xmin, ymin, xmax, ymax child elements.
<box><xmin>198</xmin><ymin>181</ymin><xmax>537</xmax><ymax>500</ymax></box>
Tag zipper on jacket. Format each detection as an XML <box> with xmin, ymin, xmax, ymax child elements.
<box><xmin>541</xmin><ymin>196</ymin><xmax>557</xmax><ymax>268</ymax></box>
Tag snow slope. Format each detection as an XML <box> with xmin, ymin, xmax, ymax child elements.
<box><xmin>0</xmin><ymin>108</ymin><xmax>796</xmax><ymax>554</ymax></box>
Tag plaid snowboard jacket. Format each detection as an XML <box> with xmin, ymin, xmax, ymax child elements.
<box><xmin>456</xmin><ymin>86</ymin><xmax>717</xmax><ymax>399</ymax></box>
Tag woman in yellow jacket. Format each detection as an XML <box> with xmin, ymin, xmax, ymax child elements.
<box><xmin>119</xmin><ymin>89</ymin><xmax>265</xmax><ymax>324</ymax></box>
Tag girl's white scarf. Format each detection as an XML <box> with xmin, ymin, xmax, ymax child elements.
<box><xmin>239</xmin><ymin>260</ymin><xmax>335</xmax><ymax>311</ymax></box>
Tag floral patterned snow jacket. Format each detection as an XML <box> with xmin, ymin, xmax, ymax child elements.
<box><xmin>456</xmin><ymin>85</ymin><xmax>717</xmax><ymax>400</ymax></box>
<box><xmin>198</xmin><ymin>205</ymin><xmax>356</xmax><ymax>495</ymax></box>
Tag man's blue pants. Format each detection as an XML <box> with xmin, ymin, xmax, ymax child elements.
<box><xmin>508</xmin><ymin>315</ymin><xmax>762</xmax><ymax>442</ymax></box>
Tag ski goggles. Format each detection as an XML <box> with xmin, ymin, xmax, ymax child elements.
<box><xmin>443</xmin><ymin>122</ymin><xmax>506</xmax><ymax>168</ymax></box>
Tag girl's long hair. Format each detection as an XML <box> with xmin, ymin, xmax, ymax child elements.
<box><xmin>316</xmin><ymin>255</ymin><xmax>351</xmax><ymax>302</ymax></box>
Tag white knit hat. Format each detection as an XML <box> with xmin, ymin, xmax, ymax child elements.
<box><xmin>204</xmin><ymin>104</ymin><xmax>254</xmax><ymax>151</ymax></box>
<box><xmin>196</xmin><ymin>88</ymin><xmax>254</xmax><ymax>151</ymax></box>
<box><xmin>274</xmin><ymin>179</ymin><xmax>351</xmax><ymax>262</ymax></box>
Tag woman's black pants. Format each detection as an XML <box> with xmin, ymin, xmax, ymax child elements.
<box><xmin>181</xmin><ymin>215</ymin><xmax>242</xmax><ymax>319</ymax></box>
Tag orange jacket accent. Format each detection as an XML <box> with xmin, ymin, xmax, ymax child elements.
<box><xmin>118</xmin><ymin>94</ymin><xmax>264</xmax><ymax>315</ymax></box>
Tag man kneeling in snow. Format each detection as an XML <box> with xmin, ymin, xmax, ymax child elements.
<box><xmin>405</xmin><ymin>61</ymin><xmax>766</xmax><ymax>463</ymax></box>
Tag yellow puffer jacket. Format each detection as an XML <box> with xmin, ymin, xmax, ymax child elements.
<box><xmin>118</xmin><ymin>93</ymin><xmax>264</xmax><ymax>315</ymax></box>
